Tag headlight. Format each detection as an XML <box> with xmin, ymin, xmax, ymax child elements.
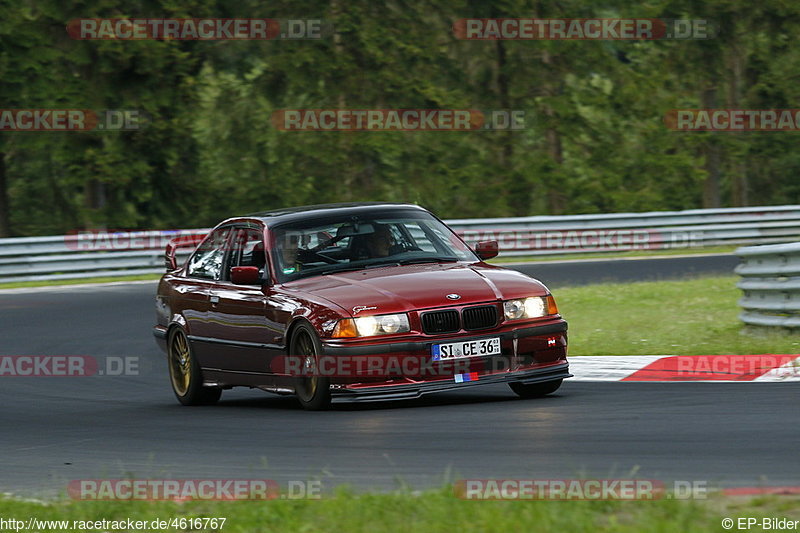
<box><xmin>503</xmin><ymin>295</ymin><xmax>558</xmax><ymax>320</ymax></box>
<box><xmin>332</xmin><ymin>313</ymin><xmax>411</xmax><ymax>338</ymax></box>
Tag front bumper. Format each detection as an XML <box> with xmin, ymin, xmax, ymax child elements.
<box><xmin>330</xmin><ymin>362</ymin><xmax>571</xmax><ymax>403</ymax></box>
<box><xmin>321</xmin><ymin>319</ymin><xmax>570</xmax><ymax>402</ymax></box>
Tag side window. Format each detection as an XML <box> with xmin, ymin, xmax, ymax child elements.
<box><xmin>187</xmin><ymin>227</ymin><xmax>232</xmax><ymax>280</ymax></box>
<box><xmin>231</xmin><ymin>228</ymin><xmax>266</xmax><ymax>271</ymax></box>
<box><xmin>275</xmin><ymin>230</ymin><xmax>302</xmax><ymax>274</ymax></box>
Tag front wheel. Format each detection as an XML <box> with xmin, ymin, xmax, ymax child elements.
<box><xmin>509</xmin><ymin>379</ymin><xmax>562</xmax><ymax>399</ymax></box>
<box><xmin>290</xmin><ymin>323</ymin><xmax>331</xmax><ymax>411</ymax></box>
<box><xmin>167</xmin><ymin>327</ymin><xmax>222</xmax><ymax>406</ymax></box>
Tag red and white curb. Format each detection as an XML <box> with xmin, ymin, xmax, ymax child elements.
<box><xmin>569</xmin><ymin>354</ymin><xmax>800</xmax><ymax>382</ymax></box>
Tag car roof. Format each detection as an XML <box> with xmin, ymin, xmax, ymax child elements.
<box><xmin>241</xmin><ymin>202</ymin><xmax>429</xmax><ymax>227</ymax></box>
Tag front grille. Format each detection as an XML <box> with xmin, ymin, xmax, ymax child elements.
<box><xmin>462</xmin><ymin>305</ymin><xmax>498</xmax><ymax>330</ymax></box>
<box><xmin>421</xmin><ymin>310</ymin><xmax>460</xmax><ymax>334</ymax></box>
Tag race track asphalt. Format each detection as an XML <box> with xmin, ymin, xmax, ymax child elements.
<box><xmin>2</xmin><ymin>254</ymin><xmax>796</xmax><ymax>496</ymax></box>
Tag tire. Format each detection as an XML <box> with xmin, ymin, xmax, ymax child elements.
<box><xmin>509</xmin><ymin>379</ymin><xmax>563</xmax><ymax>399</ymax></box>
<box><xmin>167</xmin><ymin>327</ymin><xmax>222</xmax><ymax>406</ymax></box>
<box><xmin>290</xmin><ymin>322</ymin><xmax>331</xmax><ymax>411</ymax></box>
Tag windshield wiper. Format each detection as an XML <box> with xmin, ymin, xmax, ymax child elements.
<box><xmin>320</xmin><ymin>265</ymin><xmax>368</xmax><ymax>276</ymax></box>
<box><xmin>366</xmin><ymin>262</ymin><xmax>400</xmax><ymax>268</ymax></box>
<box><xmin>320</xmin><ymin>262</ymin><xmax>399</xmax><ymax>275</ymax></box>
<box><xmin>397</xmin><ymin>257</ymin><xmax>459</xmax><ymax>265</ymax></box>
<box><xmin>321</xmin><ymin>258</ymin><xmax>456</xmax><ymax>274</ymax></box>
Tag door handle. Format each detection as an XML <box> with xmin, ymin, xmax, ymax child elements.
<box><xmin>210</xmin><ymin>295</ymin><xmax>220</xmax><ymax>305</ymax></box>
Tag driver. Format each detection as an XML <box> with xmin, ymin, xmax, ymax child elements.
<box><xmin>364</xmin><ymin>224</ymin><xmax>395</xmax><ymax>258</ymax></box>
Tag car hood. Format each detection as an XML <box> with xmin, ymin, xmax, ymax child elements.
<box><xmin>284</xmin><ymin>262</ymin><xmax>549</xmax><ymax>316</ymax></box>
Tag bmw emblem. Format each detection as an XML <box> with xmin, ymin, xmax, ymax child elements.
<box><xmin>446</xmin><ymin>293</ymin><xmax>461</xmax><ymax>301</ymax></box>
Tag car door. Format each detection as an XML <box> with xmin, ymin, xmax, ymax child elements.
<box><xmin>203</xmin><ymin>224</ymin><xmax>283</xmax><ymax>374</ymax></box>
<box><xmin>181</xmin><ymin>225</ymin><xmax>235</xmax><ymax>368</ymax></box>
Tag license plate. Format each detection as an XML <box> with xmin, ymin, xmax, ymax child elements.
<box><xmin>431</xmin><ymin>337</ymin><xmax>501</xmax><ymax>361</ymax></box>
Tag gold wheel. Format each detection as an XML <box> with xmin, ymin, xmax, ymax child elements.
<box><xmin>290</xmin><ymin>323</ymin><xmax>331</xmax><ymax>410</ymax></box>
<box><xmin>295</xmin><ymin>331</ymin><xmax>319</xmax><ymax>403</ymax></box>
<box><xmin>169</xmin><ymin>329</ymin><xmax>192</xmax><ymax>396</ymax></box>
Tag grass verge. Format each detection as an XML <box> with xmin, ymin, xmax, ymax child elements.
<box><xmin>0</xmin><ymin>274</ymin><xmax>160</xmax><ymax>290</ymax></box>
<box><xmin>559</xmin><ymin>275</ymin><xmax>799</xmax><ymax>356</ymax></box>
<box><xmin>0</xmin><ymin>489</ymin><xmax>797</xmax><ymax>532</ymax></box>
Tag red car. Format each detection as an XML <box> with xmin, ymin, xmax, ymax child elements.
<box><xmin>153</xmin><ymin>203</ymin><xmax>570</xmax><ymax>409</ymax></box>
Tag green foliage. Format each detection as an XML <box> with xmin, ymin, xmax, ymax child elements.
<box><xmin>3</xmin><ymin>0</ymin><xmax>800</xmax><ymax>235</ymax></box>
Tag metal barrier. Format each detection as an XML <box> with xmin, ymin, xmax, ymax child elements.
<box><xmin>2</xmin><ymin>205</ymin><xmax>800</xmax><ymax>283</ymax></box>
<box><xmin>0</xmin><ymin>230</ymin><xmax>208</xmax><ymax>284</ymax></box>
<box><xmin>736</xmin><ymin>242</ymin><xmax>800</xmax><ymax>328</ymax></box>
<box><xmin>452</xmin><ymin>205</ymin><xmax>800</xmax><ymax>256</ymax></box>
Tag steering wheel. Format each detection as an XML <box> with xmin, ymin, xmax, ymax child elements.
<box><xmin>314</xmin><ymin>250</ymin><xmax>339</xmax><ymax>264</ymax></box>
<box><xmin>296</xmin><ymin>249</ymin><xmax>338</xmax><ymax>265</ymax></box>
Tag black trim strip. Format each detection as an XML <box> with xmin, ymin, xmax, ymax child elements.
<box><xmin>322</xmin><ymin>321</ymin><xmax>568</xmax><ymax>357</ymax></box>
<box><xmin>152</xmin><ymin>326</ymin><xmax>168</xmax><ymax>339</ymax></box>
<box><xmin>187</xmin><ymin>334</ymin><xmax>283</xmax><ymax>351</ymax></box>
<box><xmin>201</xmin><ymin>367</ymin><xmax>272</xmax><ymax>376</ymax></box>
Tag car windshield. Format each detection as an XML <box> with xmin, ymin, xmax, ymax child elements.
<box><xmin>270</xmin><ymin>209</ymin><xmax>478</xmax><ymax>282</ymax></box>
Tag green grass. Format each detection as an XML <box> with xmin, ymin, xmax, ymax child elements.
<box><xmin>559</xmin><ymin>275</ymin><xmax>800</xmax><ymax>356</ymax></box>
<box><xmin>489</xmin><ymin>245</ymin><xmax>737</xmax><ymax>264</ymax></box>
<box><xmin>0</xmin><ymin>274</ymin><xmax>160</xmax><ymax>290</ymax></box>
<box><xmin>0</xmin><ymin>489</ymin><xmax>797</xmax><ymax>533</ymax></box>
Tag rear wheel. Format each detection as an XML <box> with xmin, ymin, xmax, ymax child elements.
<box><xmin>168</xmin><ymin>327</ymin><xmax>221</xmax><ymax>406</ymax></box>
<box><xmin>290</xmin><ymin>323</ymin><xmax>331</xmax><ymax>411</ymax></box>
<box><xmin>509</xmin><ymin>379</ymin><xmax>562</xmax><ymax>399</ymax></box>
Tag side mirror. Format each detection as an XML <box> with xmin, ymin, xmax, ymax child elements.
<box><xmin>165</xmin><ymin>232</ymin><xmax>206</xmax><ymax>271</ymax></box>
<box><xmin>164</xmin><ymin>242</ymin><xmax>178</xmax><ymax>271</ymax></box>
<box><xmin>475</xmin><ymin>240</ymin><xmax>499</xmax><ymax>260</ymax></box>
<box><xmin>231</xmin><ymin>266</ymin><xmax>261</xmax><ymax>285</ymax></box>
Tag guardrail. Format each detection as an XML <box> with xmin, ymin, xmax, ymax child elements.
<box><xmin>735</xmin><ymin>242</ymin><xmax>800</xmax><ymax>328</ymax></box>
<box><xmin>452</xmin><ymin>205</ymin><xmax>800</xmax><ymax>256</ymax></box>
<box><xmin>0</xmin><ymin>230</ymin><xmax>208</xmax><ymax>284</ymax></box>
<box><xmin>2</xmin><ymin>205</ymin><xmax>800</xmax><ymax>284</ymax></box>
